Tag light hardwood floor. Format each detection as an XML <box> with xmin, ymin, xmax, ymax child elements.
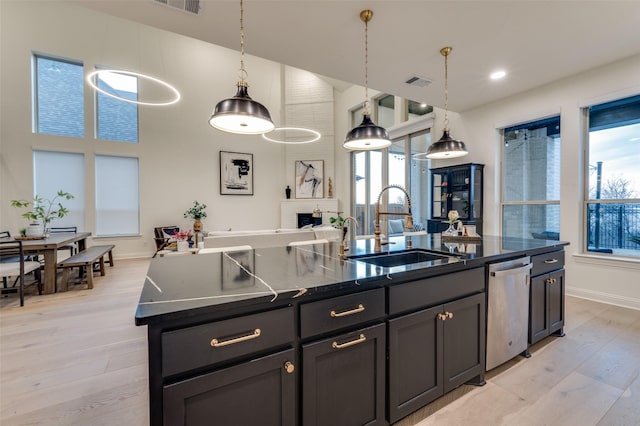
<box><xmin>1</xmin><ymin>258</ymin><xmax>639</xmax><ymax>425</ymax></box>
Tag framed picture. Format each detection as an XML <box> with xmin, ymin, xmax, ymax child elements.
<box><xmin>220</xmin><ymin>151</ymin><xmax>253</xmax><ymax>195</ymax></box>
<box><xmin>295</xmin><ymin>160</ymin><xmax>324</xmax><ymax>198</ymax></box>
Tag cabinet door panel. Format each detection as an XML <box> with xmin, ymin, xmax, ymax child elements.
<box><xmin>443</xmin><ymin>293</ymin><xmax>485</xmax><ymax>393</ymax></box>
<box><xmin>529</xmin><ymin>274</ymin><xmax>549</xmax><ymax>345</ymax></box>
<box><xmin>163</xmin><ymin>349</ymin><xmax>296</xmax><ymax>426</ymax></box>
<box><xmin>548</xmin><ymin>269</ymin><xmax>565</xmax><ymax>334</ymax></box>
<box><xmin>388</xmin><ymin>305</ymin><xmax>443</xmax><ymax>423</ymax></box>
<box><xmin>302</xmin><ymin>323</ymin><xmax>386</xmax><ymax>426</ymax></box>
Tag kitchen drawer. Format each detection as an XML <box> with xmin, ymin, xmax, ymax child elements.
<box><xmin>388</xmin><ymin>267</ymin><xmax>484</xmax><ymax>316</ymax></box>
<box><xmin>531</xmin><ymin>250</ymin><xmax>564</xmax><ymax>276</ymax></box>
<box><xmin>300</xmin><ymin>288</ymin><xmax>385</xmax><ymax>339</ymax></box>
<box><xmin>162</xmin><ymin>307</ymin><xmax>294</xmax><ymax>377</ymax></box>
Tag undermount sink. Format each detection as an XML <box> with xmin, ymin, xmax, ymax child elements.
<box><xmin>350</xmin><ymin>250</ymin><xmax>457</xmax><ymax>268</ymax></box>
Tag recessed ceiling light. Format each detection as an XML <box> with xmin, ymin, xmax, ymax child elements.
<box><xmin>490</xmin><ymin>70</ymin><xmax>506</xmax><ymax>80</ymax></box>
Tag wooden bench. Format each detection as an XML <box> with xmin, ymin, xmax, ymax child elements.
<box><xmin>58</xmin><ymin>245</ymin><xmax>115</xmax><ymax>291</ymax></box>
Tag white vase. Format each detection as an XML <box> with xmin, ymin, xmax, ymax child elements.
<box><xmin>176</xmin><ymin>240</ymin><xmax>189</xmax><ymax>252</ymax></box>
<box><xmin>25</xmin><ymin>222</ymin><xmax>44</xmax><ymax>238</ymax></box>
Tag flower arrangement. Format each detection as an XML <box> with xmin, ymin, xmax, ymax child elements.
<box><xmin>173</xmin><ymin>229</ymin><xmax>192</xmax><ymax>241</ymax></box>
<box><xmin>11</xmin><ymin>190</ymin><xmax>74</xmax><ymax>227</ymax></box>
<box><xmin>184</xmin><ymin>201</ymin><xmax>207</xmax><ymax>220</ymax></box>
<box><xmin>447</xmin><ymin>210</ymin><xmax>460</xmax><ymax>225</ymax></box>
<box><xmin>329</xmin><ymin>215</ymin><xmax>345</xmax><ymax>229</ymax></box>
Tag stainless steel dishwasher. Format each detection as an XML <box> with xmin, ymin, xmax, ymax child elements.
<box><xmin>486</xmin><ymin>256</ymin><xmax>533</xmax><ymax>370</ymax></box>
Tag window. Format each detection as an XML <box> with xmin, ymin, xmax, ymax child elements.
<box><xmin>352</xmin><ymin>130</ymin><xmax>431</xmax><ymax>236</ymax></box>
<box><xmin>585</xmin><ymin>94</ymin><xmax>640</xmax><ymax>257</ymax></box>
<box><xmin>95</xmin><ymin>155</ymin><xmax>140</xmax><ymax>236</ymax></box>
<box><xmin>407</xmin><ymin>100</ymin><xmax>433</xmax><ymax>121</ymax></box>
<box><xmin>33</xmin><ymin>150</ymin><xmax>85</xmax><ymax>230</ymax></box>
<box><xmin>95</xmin><ymin>70</ymin><xmax>139</xmax><ymax>143</ymax></box>
<box><xmin>353</xmin><ymin>150</ymin><xmax>383</xmax><ymax>235</ymax></box>
<box><xmin>33</xmin><ymin>55</ymin><xmax>84</xmax><ymax>138</ymax></box>
<box><xmin>375</xmin><ymin>94</ymin><xmax>395</xmax><ymax>129</ymax></box>
<box><xmin>501</xmin><ymin>116</ymin><xmax>561</xmax><ymax>239</ymax></box>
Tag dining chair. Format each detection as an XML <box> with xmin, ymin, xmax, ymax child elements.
<box><xmin>48</xmin><ymin>226</ymin><xmax>78</xmax><ymax>257</ymax></box>
<box><xmin>0</xmin><ymin>240</ymin><xmax>42</xmax><ymax>306</ymax></box>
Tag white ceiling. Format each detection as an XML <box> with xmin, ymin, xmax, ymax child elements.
<box><xmin>77</xmin><ymin>0</ymin><xmax>640</xmax><ymax>112</ymax></box>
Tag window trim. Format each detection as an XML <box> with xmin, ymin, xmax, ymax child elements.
<box><xmin>499</xmin><ymin>116</ymin><xmax>562</xmax><ymax>239</ymax></box>
<box><xmin>581</xmin><ymin>94</ymin><xmax>640</xmax><ymax>258</ymax></box>
<box><xmin>32</xmin><ymin>52</ymin><xmax>84</xmax><ymax>136</ymax></box>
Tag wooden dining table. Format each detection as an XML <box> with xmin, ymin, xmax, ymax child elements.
<box><xmin>16</xmin><ymin>232</ymin><xmax>91</xmax><ymax>294</ymax></box>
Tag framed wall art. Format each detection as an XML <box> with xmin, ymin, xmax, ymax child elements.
<box><xmin>220</xmin><ymin>151</ymin><xmax>253</xmax><ymax>195</ymax></box>
<box><xmin>295</xmin><ymin>160</ymin><xmax>324</xmax><ymax>198</ymax></box>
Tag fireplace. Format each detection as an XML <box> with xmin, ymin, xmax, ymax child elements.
<box><xmin>297</xmin><ymin>213</ymin><xmax>322</xmax><ymax>228</ymax></box>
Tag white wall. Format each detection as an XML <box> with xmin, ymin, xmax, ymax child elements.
<box><xmin>459</xmin><ymin>54</ymin><xmax>640</xmax><ymax>309</ymax></box>
<box><xmin>0</xmin><ymin>1</ymin><xmax>314</xmax><ymax>258</ymax></box>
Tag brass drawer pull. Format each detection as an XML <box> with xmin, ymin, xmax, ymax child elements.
<box><xmin>332</xmin><ymin>333</ymin><xmax>366</xmax><ymax>349</ymax></box>
<box><xmin>330</xmin><ymin>304</ymin><xmax>365</xmax><ymax>318</ymax></box>
<box><xmin>544</xmin><ymin>259</ymin><xmax>559</xmax><ymax>264</ymax></box>
<box><xmin>210</xmin><ymin>328</ymin><xmax>261</xmax><ymax>347</ymax></box>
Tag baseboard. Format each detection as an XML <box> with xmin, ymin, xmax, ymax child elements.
<box><xmin>566</xmin><ymin>286</ymin><xmax>640</xmax><ymax>311</ymax></box>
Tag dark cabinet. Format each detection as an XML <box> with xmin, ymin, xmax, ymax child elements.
<box><xmin>388</xmin><ymin>293</ymin><xmax>485</xmax><ymax>423</ymax></box>
<box><xmin>529</xmin><ymin>251</ymin><xmax>565</xmax><ymax>345</ymax></box>
<box><xmin>429</xmin><ymin>163</ymin><xmax>484</xmax><ymax>234</ymax></box>
<box><xmin>302</xmin><ymin>323</ymin><xmax>386</xmax><ymax>426</ymax></box>
<box><xmin>163</xmin><ymin>348</ymin><xmax>297</xmax><ymax>426</ymax></box>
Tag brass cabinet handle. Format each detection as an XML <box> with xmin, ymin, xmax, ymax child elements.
<box><xmin>210</xmin><ymin>328</ymin><xmax>261</xmax><ymax>347</ymax></box>
<box><xmin>446</xmin><ymin>312</ymin><xmax>454</xmax><ymax>319</ymax></box>
<box><xmin>544</xmin><ymin>259</ymin><xmax>559</xmax><ymax>264</ymax></box>
<box><xmin>284</xmin><ymin>361</ymin><xmax>295</xmax><ymax>374</ymax></box>
<box><xmin>546</xmin><ymin>277</ymin><xmax>557</xmax><ymax>285</ymax></box>
<box><xmin>332</xmin><ymin>333</ymin><xmax>366</xmax><ymax>349</ymax></box>
<box><xmin>330</xmin><ymin>304</ymin><xmax>365</xmax><ymax>318</ymax></box>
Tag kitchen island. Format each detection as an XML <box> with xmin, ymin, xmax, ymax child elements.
<box><xmin>136</xmin><ymin>234</ymin><xmax>568</xmax><ymax>425</ymax></box>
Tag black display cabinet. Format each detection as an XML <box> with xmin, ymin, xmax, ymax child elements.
<box><xmin>428</xmin><ymin>163</ymin><xmax>484</xmax><ymax>234</ymax></box>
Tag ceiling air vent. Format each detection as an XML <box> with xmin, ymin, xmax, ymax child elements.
<box><xmin>153</xmin><ymin>0</ymin><xmax>200</xmax><ymax>15</ymax></box>
<box><xmin>405</xmin><ymin>75</ymin><xmax>432</xmax><ymax>87</ymax></box>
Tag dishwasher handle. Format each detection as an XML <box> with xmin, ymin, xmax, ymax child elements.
<box><xmin>490</xmin><ymin>262</ymin><xmax>533</xmax><ymax>277</ymax></box>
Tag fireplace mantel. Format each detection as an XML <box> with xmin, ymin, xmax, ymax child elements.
<box><xmin>280</xmin><ymin>199</ymin><xmax>340</xmax><ymax>228</ymax></box>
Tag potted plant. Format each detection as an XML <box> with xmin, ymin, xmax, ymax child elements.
<box><xmin>11</xmin><ymin>190</ymin><xmax>74</xmax><ymax>237</ymax></box>
<box><xmin>184</xmin><ymin>201</ymin><xmax>207</xmax><ymax>232</ymax></box>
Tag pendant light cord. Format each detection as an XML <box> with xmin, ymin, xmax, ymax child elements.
<box><xmin>363</xmin><ymin>15</ymin><xmax>370</xmax><ymax>115</ymax></box>
<box><xmin>238</xmin><ymin>0</ymin><xmax>248</xmax><ymax>85</ymax></box>
<box><xmin>443</xmin><ymin>49</ymin><xmax>449</xmax><ymax>130</ymax></box>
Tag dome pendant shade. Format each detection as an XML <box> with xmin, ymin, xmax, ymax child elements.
<box><xmin>343</xmin><ymin>114</ymin><xmax>391</xmax><ymax>150</ymax></box>
<box><xmin>209</xmin><ymin>84</ymin><xmax>275</xmax><ymax>135</ymax></box>
<box><xmin>424</xmin><ymin>129</ymin><xmax>468</xmax><ymax>159</ymax></box>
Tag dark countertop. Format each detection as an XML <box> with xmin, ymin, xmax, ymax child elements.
<box><xmin>135</xmin><ymin>234</ymin><xmax>568</xmax><ymax>326</ymax></box>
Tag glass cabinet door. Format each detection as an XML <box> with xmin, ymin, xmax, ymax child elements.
<box><xmin>432</xmin><ymin>171</ymin><xmax>448</xmax><ymax>219</ymax></box>
<box><xmin>449</xmin><ymin>168</ymin><xmax>471</xmax><ymax>220</ymax></box>
<box><xmin>472</xmin><ymin>167</ymin><xmax>483</xmax><ymax>220</ymax></box>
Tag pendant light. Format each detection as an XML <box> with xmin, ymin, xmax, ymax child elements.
<box><xmin>209</xmin><ymin>0</ymin><xmax>274</xmax><ymax>135</ymax></box>
<box><xmin>415</xmin><ymin>47</ymin><xmax>468</xmax><ymax>159</ymax></box>
<box><xmin>343</xmin><ymin>10</ymin><xmax>391</xmax><ymax>151</ymax></box>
